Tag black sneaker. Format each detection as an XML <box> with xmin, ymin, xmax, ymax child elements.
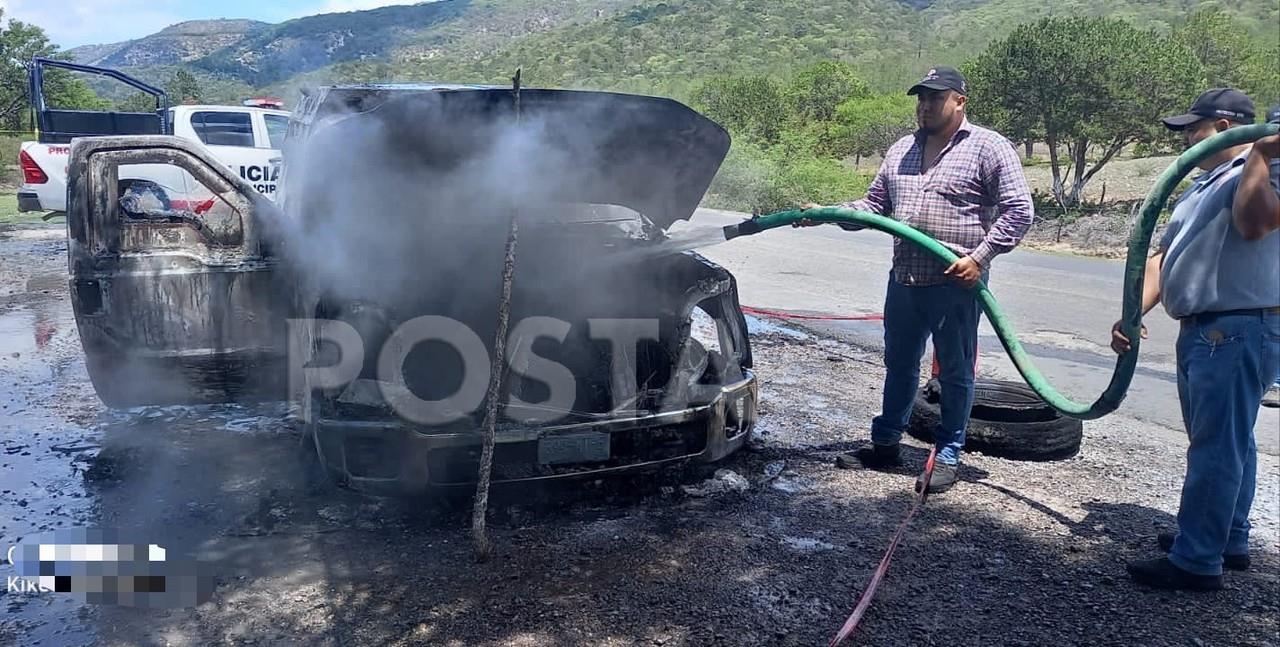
<box><xmin>1126</xmin><ymin>557</ymin><xmax>1224</xmax><ymax>591</ymax></box>
<box><xmin>836</xmin><ymin>443</ymin><xmax>902</xmax><ymax>469</ymax></box>
<box><xmin>1157</xmin><ymin>532</ymin><xmax>1250</xmax><ymax>571</ymax></box>
<box><xmin>1263</xmin><ymin>384</ymin><xmax>1280</xmax><ymax>409</ymax></box>
<box><xmin>914</xmin><ymin>461</ymin><xmax>958</xmax><ymax>494</ymax></box>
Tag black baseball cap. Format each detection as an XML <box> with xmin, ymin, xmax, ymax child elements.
<box><xmin>1161</xmin><ymin>88</ymin><xmax>1256</xmax><ymax>130</ymax></box>
<box><xmin>1267</xmin><ymin>104</ymin><xmax>1280</xmax><ymax>124</ymax></box>
<box><xmin>908</xmin><ymin>66</ymin><xmax>967</xmax><ymax>96</ymax></box>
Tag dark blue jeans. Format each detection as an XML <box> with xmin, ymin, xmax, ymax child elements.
<box><xmin>870</xmin><ymin>275</ymin><xmax>982</xmax><ymax>465</ymax></box>
<box><xmin>1169</xmin><ymin>310</ymin><xmax>1280</xmax><ymax>576</ymax></box>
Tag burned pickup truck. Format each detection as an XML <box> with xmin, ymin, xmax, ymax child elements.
<box><xmin>64</xmin><ymin>84</ymin><xmax>758</xmax><ymax>495</ymax></box>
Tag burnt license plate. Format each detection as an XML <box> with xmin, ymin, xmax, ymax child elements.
<box><xmin>537</xmin><ymin>433</ymin><xmax>611</xmax><ymax>465</ymax></box>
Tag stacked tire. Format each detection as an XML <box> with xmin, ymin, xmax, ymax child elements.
<box><xmin>906</xmin><ymin>378</ymin><xmax>1083</xmax><ymax>461</ymax></box>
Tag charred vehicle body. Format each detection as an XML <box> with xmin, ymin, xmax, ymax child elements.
<box><xmin>65</xmin><ymin>85</ymin><xmax>758</xmax><ymax>495</ymax></box>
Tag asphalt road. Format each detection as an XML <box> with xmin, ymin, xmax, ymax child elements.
<box><xmin>689</xmin><ymin>208</ymin><xmax>1280</xmax><ymax>456</ymax></box>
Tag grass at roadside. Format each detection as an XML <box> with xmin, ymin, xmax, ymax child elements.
<box><xmin>0</xmin><ymin>192</ymin><xmax>54</xmax><ymax>226</ymax></box>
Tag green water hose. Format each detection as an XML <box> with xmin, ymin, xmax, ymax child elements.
<box><xmin>723</xmin><ymin>123</ymin><xmax>1279</xmax><ymax>420</ymax></box>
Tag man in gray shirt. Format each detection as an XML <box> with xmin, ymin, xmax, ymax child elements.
<box><xmin>1111</xmin><ymin>88</ymin><xmax>1280</xmax><ymax>590</ymax></box>
<box><xmin>1266</xmin><ymin>103</ymin><xmax>1280</xmax><ymax>410</ymax></box>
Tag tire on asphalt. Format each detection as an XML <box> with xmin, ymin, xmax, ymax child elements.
<box><xmin>906</xmin><ymin>378</ymin><xmax>1083</xmax><ymax>461</ymax></box>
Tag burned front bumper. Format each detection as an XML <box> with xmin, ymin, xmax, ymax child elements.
<box><xmin>309</xmin><ymin>371</ymin><xmax>757</xmax><ymax>496</ymax></box>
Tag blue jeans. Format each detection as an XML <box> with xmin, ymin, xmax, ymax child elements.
<box><xmin>1169</xmin><ymin>310</ymin><xmax>1280</xmax><ymax>576</ymax></box>
<box><xmin>871</xmin><ymin>275</ymin><xmax>982</xmax><ymax>465</ymax></box>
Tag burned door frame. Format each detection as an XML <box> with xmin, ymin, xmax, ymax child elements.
<box><xmin>66</xmin><ymin>136</ymin><xmax>291</xmax><ymax>407</ymax></box>
<box><xmin>29</xmin><ymin>57</ymin><xmax>169</xmax><ymax>144</ymax></box>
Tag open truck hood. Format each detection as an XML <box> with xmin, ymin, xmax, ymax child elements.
<box><xmin>288</xmin><ymin>85</ymin><xmax>731</xmax><ymax>229</ymax></box>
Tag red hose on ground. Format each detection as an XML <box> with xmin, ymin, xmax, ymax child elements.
<box><xmin>740</xmin><ymin>305</ymin><xmax>884</xmax><ymax>321</ymax></box>
<box><xmin>828</xmin><ymin>446</ymin><xmax>938</xmax><ymax>646</ymax></box>
<box><xmin>743</xmin><ymin>308</ymin><xmax>963</xmax><ymax>641</ymax></box>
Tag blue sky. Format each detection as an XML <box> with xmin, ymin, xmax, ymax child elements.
<box><xmin>2</xmin><ymin>0</ymin><xmax>425</xmax><ymax>49</ymax></box>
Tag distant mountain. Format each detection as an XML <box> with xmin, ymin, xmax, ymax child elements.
<box><xmin>67</xmin><ymin>20</ymin><xmax>268</xmax><ymax>68</ymax></box>
<box><xmin>191</xmin><ymin>2</ymin><xmax>473</xmax><ymax>86</ymax></box>
<box><xmin>60</xmin><ymin>0</ymin><xmax>647</xmax><ymax>91</ymax></box>
<box><xmin>64</xmin><ymin>6</ymin><xmax>466</xmax><ymax>86</ymax></box>
<box><xmin>62</xmin><ymin>42</ymin><xmax>127</xmax><ymax>66</ymax></box>
<box><xmin>56</xmin><ymin>0</ymin><xmax>1280</xmax><ymax>103</ymax></box>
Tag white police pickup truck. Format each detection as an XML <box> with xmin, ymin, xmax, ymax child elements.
<box><xmin>18</xmin><ymin>58</ymin><xmax>288</xmax><ymax>216</ymax></box>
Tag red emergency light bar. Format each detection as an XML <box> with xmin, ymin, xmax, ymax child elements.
<box><xmin>242</xmin><ymin>97</ymin><xmax>285</xmax><ymax>109</ymax></box>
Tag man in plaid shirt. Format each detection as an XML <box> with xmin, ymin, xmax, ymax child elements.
<box><xmin>802</xmin><ymin>66</ymin><xmax>1033</xmax><ymax>493</ymax></box>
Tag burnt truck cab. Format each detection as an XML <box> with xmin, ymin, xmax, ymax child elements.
<box><xmin>65</xmin><ymin>84</ymin><xmax>758</xmax><ymax>495</ymax></box>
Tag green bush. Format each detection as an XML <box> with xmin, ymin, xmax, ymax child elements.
<box><xmin>703</xmin><ymin>142</ymin><xmax>782</xmax><ymax>213</ymax></box>
<box><xmin>692</xmin><ymin>75</ymin><xmax>788</xmax><ymax>146</ymax></box>
<box><xmin>704</xmin><ymin>142</ymin><xmax>872</xmax><ymax>214</ymax></box>
<box><xmin>0</xmin><ymin>133</ymin><xmax>34</xmax><ymax>189</ymax></box>
<box><xmin>694</xmin><ymin>62</ymin><xmax>879</xmax><ymax>215</ymax></box>
<box><xmin>773</xmin><ymin>157</ymin><xmax>872</xmax><ymax>212</ymax></box>
<box><xmin>831</xmin><ymin>93</ymin><xmax>916</xmax><ymax>160</ymax></box>
<box><xmin>1030</xmin><ymin>189</ymin><xmax>1063</xmax><ymax>214</ymax></box>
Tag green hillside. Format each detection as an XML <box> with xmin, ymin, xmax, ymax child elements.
<box><xmin>192</xmin><ymin>2</ymin><xmax>474</xmax><ymax>85</ymax></box>
<box><xmin>62</xmin><ymin>0</ymin><xmax>1278</xmax><ymax>102</ymax></box>
<box><xmin>266</xmin><ymin>0</ymin><xmax>1277</xmax><ymax>101</ymax></box>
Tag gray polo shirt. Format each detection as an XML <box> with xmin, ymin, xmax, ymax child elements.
<box><xmin>1158</xmin><ymin>151</ymin><xmax>1280</xmax><ymax>319</ymax></box>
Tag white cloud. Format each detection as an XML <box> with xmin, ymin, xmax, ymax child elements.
<box><xmin>2</xmin><ymin>0</ymin><xmax>183</xmax><ymax>49</ymax></box>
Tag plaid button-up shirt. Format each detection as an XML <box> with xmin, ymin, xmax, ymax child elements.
<box><xmin>840</xmin><ymin>119</ymin><xmax>1033</xmax><ymax>286</ymax></box>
